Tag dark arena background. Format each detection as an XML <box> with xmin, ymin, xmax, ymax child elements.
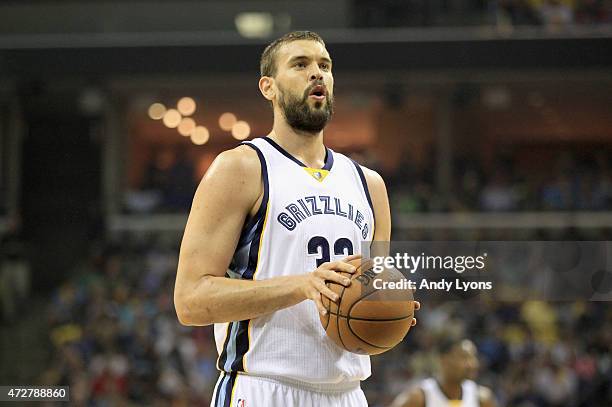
<box><xmin>1</xmin><ymin>1</ymin><xmax>612</xmax><ymax>406</ymax></box>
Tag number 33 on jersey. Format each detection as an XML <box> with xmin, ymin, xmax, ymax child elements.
<box><xmin>215</xmin><ymin>136</ymin><xmax>375</xmax><ymax>383</ymax></box>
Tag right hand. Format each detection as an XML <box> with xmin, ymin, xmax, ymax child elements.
<box><xmin>298</xmin><ymin>254</ymin><xmax>362</xmax><ymax>316</ymax></box>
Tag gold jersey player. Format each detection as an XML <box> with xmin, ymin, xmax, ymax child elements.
<box><xmin>390</xmin><ymin>339</ymin><xmax>496</xmax><ymax>407</ymax></box>
<box><xmin>174</xmin><ymin>31</ymin><xmax>419</xmax><ymax>407</ymax></box>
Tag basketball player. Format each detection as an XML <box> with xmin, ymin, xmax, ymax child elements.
<box><xmin>174</xmin><ymin>31</ymin><xmax>420</xmax><ymax>407</ymax></box>
<box><xmin>390</xmin><ymin>339</ymin><xmax>496</xmax><ymax>407</ymax></box>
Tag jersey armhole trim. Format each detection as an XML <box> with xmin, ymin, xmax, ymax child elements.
<box><xmin>349</xmin><ymin>158</ymin><xmax>376</xmax><ymax>231</ymax></box>
<box><xmin>216</xmin><ymin>142</ymin><xmax>268</xmax><ymax>375</ymax></box>
<box><xmin>240</xmin><ymin>141</ymin><xmax>270</xmax><ymax>234</ymax></box>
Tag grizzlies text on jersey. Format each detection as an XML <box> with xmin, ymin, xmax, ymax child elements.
<box><xmin>213</xmin><ymin>136</ymin><xmax>375</xmax><ymax>393</ymax></box>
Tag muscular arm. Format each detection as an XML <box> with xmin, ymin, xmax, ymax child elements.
<box><xmin>174</xmin><ymin>146</ymin><xmax>354</xmax><ymax>326</ymax></box>
<box><xmin>389</xmin><ymin>387</ymin><xmax>425</xmax><ymax>407</ymax></box>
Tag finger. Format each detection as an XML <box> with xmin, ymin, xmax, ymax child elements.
<box><xmin>313</xmin><ymin>295</ymin><xmax>327</xmax><ymax>315</ymax></box>
<box><xmin>411</xmin><ymin>318</ymin><xmax>417</xmax><ymax>326</ymax></box>
<box><xmin>341</xmin><ymin>253</ymin><xmax>362</xmax><ymax>263</ymax></box>
<box><xmin>318</xmin><ymin>284</ymin><xmax>340</xmax><ymax>303</ymax></box>
<box><xmin>319</xmin><ymin>269</ymin><xmax>352</xmax><ymax>287</ymax></box>
<box><xmin>325</xmin><ymin>261</ymin><xmax>357</xmax><ymax>274</ymax></box>
<box><xmin>414</xmin><ymin>301</ymin><xmax>421</xmax><ymax>310</ymax></box>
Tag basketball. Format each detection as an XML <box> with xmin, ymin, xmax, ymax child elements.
<box><xmin>320</xmin><ymin>258</ymin><xmax>414</xmax><ymax>355</ymax></box>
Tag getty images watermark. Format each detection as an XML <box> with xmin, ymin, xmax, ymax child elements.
<box><xmin>362</xmin><ymin>241</ymin><xmax>612</xmax><ymax>301</ymax></box>
<box><xmin>370</xmin><ymin>252</ymin><xmax>491</xmax><ymax>292</ymax></box>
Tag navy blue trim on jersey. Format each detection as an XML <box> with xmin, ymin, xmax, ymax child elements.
<box><xmin>350</xmin><ymin>159</ymin><xmax>376</xmax><ymax>227</ymax></box>
<box><xmin>217</xmin><ymin>142</ymin><xmax>269</xmax><ymax>375</ymax></box>
<box><xmin>213</xmin><ymin>372</ymin><xmax>238</xmax><ymax>407</ymax></box>
<box><xmin>225</xmin><ymin>371</ymin><xmax>238</xmax><ymax>406</ymax></box>
<box><xmin>263</xmin><ymin>136</ymin><xmax>334</xmax><ymax>171</ymax></box>
<box><xmin>239</xmin><ymin>141</ymin><xmax>269</xmax><ymax>280</ymax></box>
<box><xmin>216</xmin><ymin>323</ymin><xmax>234</xmax><ymax>372</ymax></box>
<box><xmin>230</xmin><ymin>320</ymin><xmax>250</xmax><ymax>371</ymax></box>
<box><xmin>213</xmin><ymin>372</ymin><xmax>225</xmax><ymax>407</ymax></box>
<box><xmin>239</xmin><ymin>142</ymin><xmax>269</xmax><ymax>238</ymax></box>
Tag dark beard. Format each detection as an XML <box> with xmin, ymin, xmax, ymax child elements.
<box><xmin>278</xmin><ymin>84</ymin><xmax>334</xmax><ymax>134</ymax></box>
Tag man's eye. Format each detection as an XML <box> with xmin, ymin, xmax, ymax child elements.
<box><xmin>295</xmin><ymin>62</ymin><xmax>306</xmax><ymax>68</ymax></box>
<box><xmin>320</xmin><ymin>63</ymin><xmax>329</xmax><ymax>70</ymax></box>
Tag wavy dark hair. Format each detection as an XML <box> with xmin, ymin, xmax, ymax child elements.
<box><xmin>260</xmin><ymin>31</ymin><xmax>326</xmax><ymax>78</ymax></box>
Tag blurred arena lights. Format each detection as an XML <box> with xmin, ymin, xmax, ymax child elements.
<box><xmin>178</xmin><ymin>117</ymin><xmax>196</xmax><ymax>136</ymax></box>
<box><xmin>177</xmin><ymin>97</ymin><xmax>196</xmax><ymax>116</ymax></box>
<box><xmin>148</xmin><ymin>102</ymin><xmax>166</xmax><ymax>120</ymax></box>
<box><xmin>78</xmin><ymin>87</ymin><xmax>105</xmax><ymax>115</ymax></box>
<box><xmin>162</xmin><ymin>109</ymin><xmax>182</xmax><ymax>128</ymax></box>
<box><xmin>234</xmin><ymin>12</ymin><xmax>274</xmax><ymax>38</ymax></box>
<box><xmin>191</xmin><ymin>126</ymin><xmax>210</xmax><ymax>145</ymax></box>
<box><xmin>219</xmin><ymin>112</ymin><xmax>237</xmax><ymax>131</ymax></box>
<box><xmin>481</xmin><ymin>86</ymin><xmax>511</xmax><ymax>110</ymax></box>
<box><xmin>231</xmin><ymin>120</ymin><xmax>251</xmax><ymax>140</ymax></box>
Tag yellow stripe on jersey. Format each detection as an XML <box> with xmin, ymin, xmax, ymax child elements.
<box><xmin>303</xmin><ymin>167</ymin><xmax>330</xmax><ymax>182</ymax></box>
<box><xmin>229</xmin><ymin>373</ymin><xmax>240</xmax><ymax>407</ymax></box>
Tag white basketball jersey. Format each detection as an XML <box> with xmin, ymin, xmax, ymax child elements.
<box><xmin>421</xmin><ymin>378</ymin><xmax>480</xmax><ymax>407</ymax></box>
<box><xmin>214</xmin><ymin>136</ymin><xmax>374</xmax><ymax>387</ymax></box>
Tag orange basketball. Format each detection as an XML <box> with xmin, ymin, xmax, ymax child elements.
<box><xmin>320</xmin><ymin>258</ymin><xmax>414</xmax><ymax>355</ymax></box>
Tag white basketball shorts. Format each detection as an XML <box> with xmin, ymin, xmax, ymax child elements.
<box><xmin>211</xmin><ymin>372</ymin><xmax>368</xmax><ymax>407</ymax></box>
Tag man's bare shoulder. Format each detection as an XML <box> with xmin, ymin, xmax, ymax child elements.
<box><xmin>209</xmin><ymin>144</ymin><xmax>261</xmax><ymax>178</ymax></box>
<box><xmin>358</xmin><ymin>165</ymin><xmax>386</xmax><ymax>191</ymax></box>
<box><xmin>201</xmin><ymin>145</ymin><xmax>261</xmax><ymax>187</ymax></box>
<box><xmin>478</xmin><ymin>385</ymin><xmax>497</xmax><ymax>407</ymax></box>
<box><xmin>192</xmin><ymin>144</ymin><xmax>262</xmax><ymax>208</ymax></box>
<box><xmin>390</xmin><ymin>386</ymin><xmax>425</xmax><ymax>407</ymax></box>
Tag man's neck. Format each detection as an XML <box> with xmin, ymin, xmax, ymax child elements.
<box><xmin>437</xmin><ymin>376</ymin><xmax>463</xmax><ymax>400</ymax></box>
<box><xmin>268</xmin><ymin>118</ymin><xmax>327</xmax><ymax>169</ymax></box>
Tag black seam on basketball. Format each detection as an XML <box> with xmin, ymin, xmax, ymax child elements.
<box><xmin>336</xmin><ymin>316</ymin><xmax>391</xmax><ymax>350</ymax></box>
<box><xmin>346</xmin><ymin>277</ymin><xmax>413</xmax><ymax>322</ymax></box>
<box><xmin>344</xmin><ymin>270</ymin><xmax>413</xmax><ymax>350</ymax></box>
<box><xmin>335</xmin><ymin>271</ymin><xmax>351</xmax><ymax>351</ymax></box>
<box><xmin>343</xmin><ymin>316</ymin><xmax>394</xmax><ymax>350</ymax></box>
<box><xmin>326</xmin><ymin>310</ymin><xmax>414</xmax><ymax>322</ymax></box>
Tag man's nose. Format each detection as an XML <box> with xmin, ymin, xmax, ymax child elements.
<box><xmin>309</xmin><ymin>65</ymin><xmax>323</xmax><ymax>81</ymax></box>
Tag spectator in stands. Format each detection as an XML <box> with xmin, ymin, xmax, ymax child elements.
<box><xmin>40</xmin><ymin>235</ymin><xmax>612</xmax><ymax>406</ymax></box>
<box><xmin>541</xmin><ymin>172</ymin><xmax>575</xmax><ymax>210</ymax></box>
<box><xmin>480</xmin><ymin>169</ymin><xmax>518</xmax><ymax>211</ymax></box>
<box><xmin>575</xmin><ymin>0</ymin><xmax>607</xmax><ymax>23</ymax></box>
<box><xmin>140</xmin><ymin>147</ymin><xmax>196</xmax><ymax>212</ymax></box>
<box><xmin>0</xmin><ymin>215</ymin><xmax>30</xmax><ymax>323</ymax></box>
<box><xmin>539</xmin><ymin>0</ymin><xmax>574</xmax><ymax>28</ymax></box>
<box><xmin>497</xmin><ymin>0</ymin><xmax>542</xmax><ymax>25</ymax></box>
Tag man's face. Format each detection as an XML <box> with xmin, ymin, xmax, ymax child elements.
<box><xmin>443</xmin><ymin>340</ymin><xmax>480</xmax><ymax>382</ymax></box>
<box><xmin>272</xmin><ymin>39</ymin><xmax>334</xmax><ymax>133</ymax></box>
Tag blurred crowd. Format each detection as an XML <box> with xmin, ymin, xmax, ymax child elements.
<box><xmin>125</xmin><ymin>148</ymin><xmax>612</xmax><ymax>215</ymax></box>
<box><xmin>371</xmin><ymin>298</ymin><xmax>612</xmax><ymax>407</ymax></box>
<box><xmin>41</xmin><ymin>235</ymin><xmax>217</xmax><ymax>406</ymax></box>
<box><xmin>124</xmin><ymin>149</ymin><xmax>197</xmax><ymax>214</ymax></box>
<box><xmin>40</xmin><ymin>234</ymin><xmax>612</xmax><ymax>406</ymax></box>
<box><xmin>0</xmin><ymin>216</ymin><xmax>30</xmax><ymax>323</ymax></box>
<box><xmin>493</xmin><ymin>0</ymin><xmax>612</xmax><ymax>27</ymax></box>
<box><xmin>352</xmin><ymin>0</ymin><xmax>612</xmax><ymax>28</ymax></box>
<box><xmin>387</xmin><ymin>150</ymin><xmax>612</xmax><ymax>213</ymax></box>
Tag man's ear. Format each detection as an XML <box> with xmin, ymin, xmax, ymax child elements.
<box><xmin>259</xmin><ymin>76</ymin><xmax>275</xmax><ymax>102</ymax></box>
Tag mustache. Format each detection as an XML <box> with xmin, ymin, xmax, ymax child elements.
<box><xmin>303</xmin><ymin>81</ymin><xmax>327</xmax><ymax>99</ymax></box>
